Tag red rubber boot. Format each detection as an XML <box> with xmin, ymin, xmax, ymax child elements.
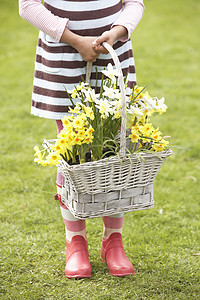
<box><xmin>65</xmin><ymin>235</ymin><xmax>92</xmax><ymax>278</ymax></box>
<box><xmin>100</xmin><ymin>232</ymin><xmax>135</xmax><ymax>277</ymax></box>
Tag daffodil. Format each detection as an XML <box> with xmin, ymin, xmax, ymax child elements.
<box><xmin>101</xmin><ymin>63</ymin><xmax>120</xmax><ymax>82</ymax></box>
<box><xmin>62</xmin><ymin>116</ymin><xmax>72</xmax><ymax>128</ymax></box>
<box><xmin>34</xmin><ymin>63</ymin><xmax>170</xmax><ymax>166</ymax></box>
<box><xmin>131</xmin><ymin>124</ymin><xmax>140</xmax><ymax>131</ymax></box>
<box><xmin>33</xmin><ymin>146</ymin><xmax>43</xmax><ymax>159</ymax></box>
<box><xmin>73</xmin><ymin>136</ymin><xmax>82</xmax><ymax>145</ymax></box>
<box><xmin>151</xmin><ymin>128</ymin><xmax>162</xmax><ymax>141</ymax></box>
<box><xmin>85</xmin><ymin>136</ymin><xmax>93</xmax><ymax>144</ymax></box>
<box><xmin>73</xmin><ymin>116</ymin><xmax>85</xmax><ymax>129</ymax></box>
<box><xmin>57</xmin><ymin>137</ymin><xmax>67</xmax><ymax>146</ymax></box>
<box><xmin>40</xmin><ymin>160</ymin><xmax>49</xmax><ymax>167</ymax></box>
<box><xmin>103</xmin><ymin>86</ymin><xmax>121</xmax><ymax>99</ymax></box>
<box><xmin>155</xmin><ymin>97</ymin><xmax>167</xmax><ymax>113</ymax></box>
<box><xmin>95</xmin><ymin>99</ymin><xmax>111</xmax><ymax>118</ymax></box>
<box><xmin>76</xmin><ymin>82</ymin><xmax>88</xmax><ymax>91</ymax></box>
<box><xmin>151</xmin><ymin>143</ymin><xmax>165</xmax><ymax>152</ymax></box>
<box><xmin>85</xmin><ymin>106</ymin><xmax>94</xmax><ymax>120</ymax></box>
<box><xmin>114</xmin><ymin>111</ymin><xmax>121</xmax><ymax>119</ymax></box>
<box><xmin>139</xmin><ymin>123</ymin><xmax>152</xmax><ymax>134</ymax></box>
<box><xmin>69</xmin><ymin>106</ymin><xmax>82</xmax><ymax>115</ymax></box>
<box><xmin>58</xmin><ymin>129</ymin><xmax>68</xmax><ymax>139</ymax></box>
<box><xmin>34</xmin><ymin>156</ymin><xmax>48</xmax><ymax>166</ymax></box>
<box><xmin>70</xmin><ymin>89</ymin><xmax>78</xmax><ymax>99</ymax></box>
<box><xmin>34</xmin><ymin>156</ymin><xmax>41</xmax><ymax>164</ymax></box>
<box><xmin>67</xmin><ymin>133</ymin><xmax>75</xmax><ymax>145</ymax></box>
<box><xmin>134</xmin><ymin>85</ymin><xmax>144</xmax><ymax>94</ymax></box>
<box><xmin>127</xmin><ymin>105</ymin><xmax>143</xmax><ymax>117</ymax></box>
<box><xmin>129</xmin><ymin>131</ymin><xmax>139</xmax><ymax>143</ymax></box>
<box><xmin>46</xmin><ymin>151</ymin><xmax>61</xmax><ymax>166</ymax></box>
<box><xmin>84</xmin><ymin>89</ymin><xmax>98</xmax><ymax>103</ymax></box>
<box><xmin>85</xmin><ymin>126</ymin><xmax>94</xmax><ymax>136</ymax></box>
<box><xmin>51</xmin><ymin>143</ymin><xmax>62</xmax><ymax>152</ymax></box>
<box><xmin>77</xmin><ymin>129</ymin><xmax>86</xmax><ymax>139</ymax></box>
<box><xmin>160</xmin><ymin>139</ymin><xmax>169</xmax><ymax>148</ymax></box>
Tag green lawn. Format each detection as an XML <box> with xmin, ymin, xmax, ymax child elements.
<box><xmin>0</xmin><ymin>0</ymin><xmax>199</xmax><ymax>299</ymax></box>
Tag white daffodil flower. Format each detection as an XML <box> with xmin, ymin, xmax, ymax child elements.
<box><xmin>143</xmin><ymin>95</ymin><xmax>157</xmax><ymax>109</ymax></box>
<box><xmin>156</xmin><ymin>97</ymin><xmax>168</xmax><ymax>111</ymax></box>
<box><xmin>103</xmin><ymin>86</ymin><xmax>121</xmax><ymax>99</ymax></box>
<box><xmin>84</xmin><ymin>89</ymin><xmax>98</xmax><ymax>103</ymax></box>
<box><xmin>76</xmin><ymin>82</ymin><xmax>89</xmax><ymax>91</ymax></box>
<box><xmin>136</xmin><ymin>97</ymin><xmax>153</xmax><ymax>114</ymax></box>
<box><xmin>101</xmin><ymin>63</ymin><xmax>120</xmax><ymax>82</ymax></box>
<box><xmin>95</xmin><ymin>99</ymin><xmax>115</xmax><ymax>118</ymax></box>
<box><xmin>127</xmin><ymin>105</ymin><xmax>144</xmax><ymax>117</ymax></box>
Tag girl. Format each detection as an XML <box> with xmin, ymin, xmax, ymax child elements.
<box><xmin>19</xmin><ymin>0</ymin><xmax>145</xmax><ymax>278</ymax></box>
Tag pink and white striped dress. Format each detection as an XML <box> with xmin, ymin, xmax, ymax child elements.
<box><xmin>30</xmin><ymin>0</ymin><xmax>138</xmax><ymax>120</ymax></box>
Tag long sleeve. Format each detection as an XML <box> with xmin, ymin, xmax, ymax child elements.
<box><xmin>113</xmin><ymin>0</ymin><xmax>145</xmax><ymax>41</ymax></box>
<box><xmin>19</xmin><ymin>0</ymin><xmax>69</xmax><ymax>42</ymax></box>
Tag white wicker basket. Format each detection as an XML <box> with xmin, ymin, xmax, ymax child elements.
<box><xmin>58</xmin><ymin>149</ymin><xmax>172</xmax><ymax>219</ymax></box>
<box><xmin>47</xmin><ymin>42</ymin><xmax>172</xmax><ymax>219</ymax></box>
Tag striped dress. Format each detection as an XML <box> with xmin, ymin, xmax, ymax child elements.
<box><xmin>31</xmin><ymin>0</ymin><xmax>137</xmax><ymax>120</ymax></box>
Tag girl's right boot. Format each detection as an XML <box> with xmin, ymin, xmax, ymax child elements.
<box><xmin>59</xmin><ymin>197</ymin><xmax>91</xmax><ymax>278</ymax></box>
<box><xmin>65</xmin><ymin>235</ymin><xmax>92</xmax><ymax>278</ymax></box>
<box><xmin>55</xmin><ymin>121</ymin><xmax>91</xmax><ymax>278</ymax></box>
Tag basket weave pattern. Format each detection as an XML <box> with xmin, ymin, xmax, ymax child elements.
<box><xmin>59</xmin><ymin>150</ymin><xmax>172</xmax><ymax>219</ymax></box>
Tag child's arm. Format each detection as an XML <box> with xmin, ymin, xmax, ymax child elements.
<box><xmin>92</xmin><ymin>0</ymin><xmax>144</xmax><ymax>54</ymax></box>
<box><xmin>19</xmin><ymin>0</ymin><xmax>99</xmax><ymax>62</ymax></box>
<box><xmin>19</xmin><ymin>0</ymin><xmax>68</xmax><ymax>42</ymax></box>
<box><xmin>112</xmin><ymin>0</ymin><xmax>145</xmax><ymax>42</ymax></box>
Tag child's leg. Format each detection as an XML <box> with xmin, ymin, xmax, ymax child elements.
<box><xmin>56</xmin><ymin>166</ymin><xmax>87</xmax><ymax>242</ymax></box>
<box><xmin>102</xmin><ymin>213</ymin><xmax>123</xmax><ymax>239</ymax></box>
<box><xmin>101</xmin><ymin>214</ymin><xmax>135</xmax><ymax>277</ymax></box>
<box><xmin>59</xmin><ymin>199</ymin><xmax>86</xmax><ymax>242</ymax></box>
<box><xmin>56</xmin><ymin>120</ymin><xmax>91</xmax><ymax>278</ymax></box>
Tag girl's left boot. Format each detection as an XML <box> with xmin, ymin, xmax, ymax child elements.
<box><xmin>101</xmin><ymin>215</ymin><xmax>135</xmax><ymax>277</ymax></box>
<box><xmin>100</xmin><ymin>232</ymin><xmax>135</xmax><ymax>277</ymax></box>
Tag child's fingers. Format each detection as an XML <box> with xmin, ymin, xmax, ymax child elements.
<box><xmin>92</xmin><ymin>39</ymin><xmax>109</xmax><ymax>54</ymax></box>
<box><xmin>92</xmin><ymin>37</ymin><xmax>102</xmax><ymax>46</ymax></box>
<box><xmin>96</xmin><ymin>45</ymin><xmax>109</xmax><ymax>54</ymax></box>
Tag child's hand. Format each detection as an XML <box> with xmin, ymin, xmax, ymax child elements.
<box><xmin>92</xmin><ymin>26</ymin><xmax>128</xmax><ymax>54</ymax></box>
<box><xmin>60</xmin><ymin>28</ymin><xmax>99</xmax><ymax>62</ymax></box>
<box><xmin>75</xmin><ymin>36</ymin><xmax>100</xmax><ymax>62</ymax></box>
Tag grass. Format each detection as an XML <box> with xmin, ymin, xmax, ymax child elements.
<box><xmin>0</xmin><ymin>0</ymin><xmax>200</xmax><ymax>299</ymax></box>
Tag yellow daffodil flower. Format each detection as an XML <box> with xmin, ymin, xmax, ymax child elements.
<box><xmin>129</xmin><ymin>131</ymin><xmax>139</xmax><ymax>143</ymax></box>
<box><xmin>77</xmin><ymin>130</ymin><xmax>86</xmax><ymax>139</ymax></box>
<box><xmin>85</xmin><ymin>126</ymin><xmax>94</xmax><ymax>136</ymax></box>
<box><xmin>46</xmin><ymin>151</ymin><xmax>61</xmax><ymax>166</ymax></box>
<box><xmin>73</xmin><ymin>116</ymin><xmax>85</xmax><ymax>129</ymax></box>
<box><xmin>85</xmin><ymin>136</ymin><xmax>94</xmax><ymax>144</ymax></box>
<box><xmin>85</xmin><ymin>107</ymin><xmax>94</xmax><ymax>120</ymax></box>
<box><xmin>62</xmin><ymin>116</ymin><xmax>71</xmax><ymax>128</ymax></box>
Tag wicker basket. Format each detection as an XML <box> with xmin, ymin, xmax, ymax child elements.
<box><xmin>48</xmin><ymin>42</ymin><xmax>172</xmax><ymax>219</ymax></box>
<box><xmin>58</xmin><ymin>149</ymin><xmax>172</xmax><ymax>219</ymax></box>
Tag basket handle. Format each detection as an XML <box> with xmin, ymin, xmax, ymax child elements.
<box><xmin>86</xmin><ymin>42</ymin><xmax>127</xmax><ymax>158</ymax></box>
